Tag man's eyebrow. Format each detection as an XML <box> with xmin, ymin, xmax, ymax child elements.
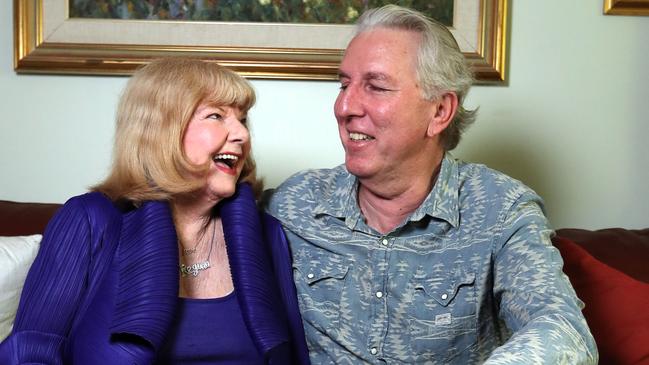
<box><xmin>364</xmin><ymin>72</ymin><xmax>391</xmax><ymax>82</ymax></box>
<box><xmin>337</xmin><ymin>71</ymin><xmax>393</xmax><ymax>82</ymax></box>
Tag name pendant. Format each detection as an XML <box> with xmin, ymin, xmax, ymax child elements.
<box><xmin>180</xmin><ymin>260</ymin><xmax>210</xmax><ymax>277</ymax></box>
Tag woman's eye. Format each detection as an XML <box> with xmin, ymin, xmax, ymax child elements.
<box><xmin>207</xmin><ymin>113</ymin><xmax>223</xmax><ymax>120</ymax></box>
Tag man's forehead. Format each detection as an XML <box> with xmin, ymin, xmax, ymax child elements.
<box><xmin>337</xmin><ymin>28</ymin><xmax>419</xmax><ymax>81</ymax></box>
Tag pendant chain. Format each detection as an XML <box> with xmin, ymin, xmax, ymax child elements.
<box><xmin>181</xmin><ymin>238</ymin><xmax>202</xmax><ymax>256</ymax></box>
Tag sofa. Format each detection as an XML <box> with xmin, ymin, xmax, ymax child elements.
<box><xmin>1</xmin><ymin>199</ymin><xmax>648</xmax><ymax>364</ymax></box>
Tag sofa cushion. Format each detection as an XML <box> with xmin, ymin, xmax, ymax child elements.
<box><xmin>554</xmin><ymin>236</ymin><xmax>649</xmax><ymax>365</ymax></box>
<box><xmin>0</xmin><ymin>200</ymin><xmax>61</xmax><ymax>236</ymax></box>
<box><xmin>556</xmin><ymin>228</ymin><xmax>649</xmax><ymax>283</ymax></box>
<box><xmin>0</xmin><ymin>234</ymin><xmax>42</xmax><ymax>341</ymax></box>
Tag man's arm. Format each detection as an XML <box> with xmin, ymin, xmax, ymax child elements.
<box><xmin>486</xmin><ymin>192</ymin><xmax>598</xmax><ymax>364</ymax></box>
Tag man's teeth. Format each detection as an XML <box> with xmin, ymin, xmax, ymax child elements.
<box><xmin>349</xmin><ymin>132</ymin><xmax>374</xmax><ymax>141</ymax></box>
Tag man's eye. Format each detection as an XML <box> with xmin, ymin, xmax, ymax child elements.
<box><xmin>339</xmin><ymin>83</ymin><xmax>348</xmax><ymax>90</ymax></box>
<box><xmin>368</xmin><ymin>84</ymin><xmax>388</xmax><ymax>92</ymax></box>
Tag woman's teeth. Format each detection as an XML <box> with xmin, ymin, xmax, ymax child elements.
<box><xmin>213</xmin><ymin>153</ymin><xmax>238</xmax><ymax>168</ymax></box>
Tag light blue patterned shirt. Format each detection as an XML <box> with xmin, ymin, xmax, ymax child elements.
<box><xmin>265</xmin><ymin>155</ymin><xmax>597</xmax><ymax>364</ymax></box>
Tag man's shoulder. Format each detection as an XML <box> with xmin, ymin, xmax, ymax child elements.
<box><xmin>282</xmin><ymin>165</ymin><xmax>347</xmax><ymax>188</ymax></box>
<box><xmin>273</xmin><ymin>165</ymin><xmax>349</xmax><ymax>199</ymax></box>
<box><xmin>455</xmin><ymin>160</ymin><xmax>539</xmax><ymax>203</ymax></box>
<box><xmin>447</xmin><ymin>159</ymin><xmax>547</xmax><ymax>235</ymax></box>
<box><xmin>263</xmin><ymin>165</ymin><xmax>350</xmax><ymax>218</ymax></box>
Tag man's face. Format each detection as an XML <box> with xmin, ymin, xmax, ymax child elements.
<box><xmin>334</xmin><ymin>28</ymin><xmax>438</xmax><ymax>184</ymax></box>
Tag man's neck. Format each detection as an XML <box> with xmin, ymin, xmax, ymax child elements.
<box><xmin>358</xmin><ymin>154</ymin><xmax>444</xmax><ymax>235</ymax></box>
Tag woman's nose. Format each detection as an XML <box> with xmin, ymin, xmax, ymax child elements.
<box><xmin>229</xmin><ymin>119</ymin><xmax>249</xmax><ymax>144</ymax></box>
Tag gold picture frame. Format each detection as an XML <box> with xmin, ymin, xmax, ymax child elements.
<box><xmin>14</xmin><ymin>0</ymin><xmax>508</xmax><ymax>84</ymax></box>
<box><xmin>604</xmin><ymin>0</ymin><xmax>649</xmax><ymax>15</ymax></box>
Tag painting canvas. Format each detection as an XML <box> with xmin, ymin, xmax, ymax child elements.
<box><xmin>69</xmin><ymin>0</ymin><xmax>454</xmax><ymax>26</ymax></box>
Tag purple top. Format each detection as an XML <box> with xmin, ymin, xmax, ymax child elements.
<box><xmin>156</xmin><ymin>293</ymin><xmax>264</xmax><ymax>364</ymax></box>
<box><xmin>0</xmin><ymin>184</ymin><xmax>309</xmax><ymax>365</ymax></box>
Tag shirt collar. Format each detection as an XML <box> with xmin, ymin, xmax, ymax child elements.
<box><xmin>313</xmin><ymin>155</ymin><xmax>460</xmax><ymax>229</ymax></box>
<box><xmin>410</xmin><ymin>153</ymin><xmax>460</xmax><ymax>227</ymax></box>
<box><xmin>312</xmin><ymin>166</ymin><xmax>363</xmax><ymax>230</ymax></box>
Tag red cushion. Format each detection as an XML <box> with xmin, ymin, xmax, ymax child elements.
<box><xmin>555</xmin><ymin>236</ymin><xmax>649</xmax><ymax>364</ymax></box>
<box><xmin>556</xmin><ymin>228</ymin><xmax>649</xmax><ymax>283</ymax></box>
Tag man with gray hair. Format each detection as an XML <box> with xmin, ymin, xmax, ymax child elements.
<box><xmin>265</xmin><ymin>5</ymin><xmax>597</xmax><ymax>364</ymax></box>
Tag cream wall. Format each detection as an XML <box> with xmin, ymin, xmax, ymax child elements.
<box><xmin>1</xmin><ymin>1</ymin><xmax>647</xmax><ymax>230</ymax></box>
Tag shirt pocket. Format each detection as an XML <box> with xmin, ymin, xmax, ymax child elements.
<box><xmin>406</xmin><ymin>268</ymin><xmax>477</xmax><ymax>362</ymax></box>
<box><xmin>292</xmin><ymin>253</ymin><xmax>351</xmax><ymax>333</ymax></box>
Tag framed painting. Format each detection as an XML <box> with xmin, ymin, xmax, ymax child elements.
<box><xmin>14</xmin><ymin>0</ymin><xmax>508</xmax><ymax>84</ymax></box>
<box><xmin>604</xmin><ymin>0</ymin><xmax>649</xmax><ymax>15</ymax></box>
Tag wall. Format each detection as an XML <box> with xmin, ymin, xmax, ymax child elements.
<box><xmin>1</xmin><ymin>1</ymin><xmax>647</xmax><ymax>230</ymax></box>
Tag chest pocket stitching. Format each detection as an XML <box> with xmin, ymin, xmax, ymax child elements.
<box><xmin>414</xmin><ymin>270</ymin><xmax>476</xmax><ymax>307</ymax></box>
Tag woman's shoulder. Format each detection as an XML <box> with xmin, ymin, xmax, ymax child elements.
<box><xmin>57</xmin><ymin>192</ymin><xmax>122</xmax><ymax>227</ymax></box>
<box><xmin>64</xmin><ymin>191</ymin><xmax>112</xmax><ymax>208</ymax></box>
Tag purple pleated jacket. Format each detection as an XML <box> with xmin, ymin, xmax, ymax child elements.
<box><xmin>0</xmin><ymin>184</ymin><xmax>310</xmax><ymax>365</ymax></box>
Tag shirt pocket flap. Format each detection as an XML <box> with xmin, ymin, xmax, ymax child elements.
<box><xmin>415</xmin><ymin>270</ymin><xmax>476</xmax><ymax>307</ymax></box>
<box><xmin>294</xmin><ymin>255</ymin><xmax>351</xmax><ymax>285</ymax></box>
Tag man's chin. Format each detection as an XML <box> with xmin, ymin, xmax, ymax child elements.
<box><xmin>345</xmin><ymin>160</ymin><xmax>374</xmax><ymax>180</ymax></box>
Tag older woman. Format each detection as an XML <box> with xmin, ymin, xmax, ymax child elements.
<box><xmin>0</xmin><ymin>58</ymin><xmax>309</xmax><ymax>364</ymax></box>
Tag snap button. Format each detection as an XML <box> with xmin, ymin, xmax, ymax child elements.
<box><xmin>370</xmin><ymin>347</ymin><xmax>378</xmax><ymax>355</ymax></box>
<box><xmin>375</xmin><ymin>291</ymin><xmax>384</xmax><ymax>298</ymax></box>
<box><xmin>441</xmin><ymin>293</ymin><xmax>448</xmax><ymax>300</ymax></box>
<box><xmin>307</xmin><ymin>273</ymin><xmax>315</xmax><ymax>279</ymax></box>
<box><xmin>381</xmin><ymin>238</ymin><xmax>388</xmax><ymax>246</ymax></box>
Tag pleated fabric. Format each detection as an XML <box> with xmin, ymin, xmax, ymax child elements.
<box><xmin>0</xmin><ymin>193</ymin><xmax>118</xmax><ymax>364</ymax></box>
<box><xmin>109</xmin><ymin>200</ymin><xmax>179</xmax><ymax>350</ymax></box>
<box><xmin>0</xmin><ymin>186</ymin><xmax>309</xmax><ymax>364</ymax></box>
<box><xmin>221</xmin><ymin>183</ymin><xmax>310</xmax><ymax>365</ymax></box>
<box><xmin>221</xmin><ymin>184</ymin><xmax>290</xmax><ymax>359</ymax></box>
<box><xmin>260</xmin><ymin>213</ymin><xmax>310</xmax><ymax>365</ymax></box>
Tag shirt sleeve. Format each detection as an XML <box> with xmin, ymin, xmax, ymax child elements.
<box><xmin>485</xmin><ymin>192</ymin><xmax>598</xmax><ymax>364</ymax></box>
<box><xmin>0</xmin><ymin>196</ymin><xmax>93</xmax><ymax>365</ymax></box>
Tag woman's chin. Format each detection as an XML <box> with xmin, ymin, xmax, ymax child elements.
<box><xmin>206</xmin><ymin>184</ymin><xmax>237</xmax><ymax>201</ymax></box>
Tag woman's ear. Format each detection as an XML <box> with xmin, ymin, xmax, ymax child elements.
<box><xmin>427</xmin><ymin>91</ymin><xmax>459</xmax><ymax>137</ymax></box>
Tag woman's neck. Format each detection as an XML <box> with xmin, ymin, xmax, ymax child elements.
<box><xmin>171</xmin><ymin>197</ymin><xmax>234</xmax><ymax>299</ymax></box>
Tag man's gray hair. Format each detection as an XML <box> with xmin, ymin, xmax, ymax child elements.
<box><xmin>355</xmin><ymin>5</ymin><xmax>477</xmax><ymax>151</ymax></box>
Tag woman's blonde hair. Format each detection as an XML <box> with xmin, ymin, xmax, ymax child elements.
<box><xmin>93</xmin><ymin>58</ymin><xmax>258</xmax><ymax>203</ymax></box>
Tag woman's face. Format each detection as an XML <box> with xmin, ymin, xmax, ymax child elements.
<box><xmin>183</xmin><ymin>102</ymin><xmax>250</xmax><ymax>202</ymax></box>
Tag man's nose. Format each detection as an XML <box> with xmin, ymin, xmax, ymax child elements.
<box><xmin>335</xmin><ymin>85</ymin><xmax>362</xmax><ymax>118</ymax></box>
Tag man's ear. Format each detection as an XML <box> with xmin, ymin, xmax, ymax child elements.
<box><xmin>427</xmin><ymin>92</ymin><xmax>458</xmax><ymax>137</ymax></box>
